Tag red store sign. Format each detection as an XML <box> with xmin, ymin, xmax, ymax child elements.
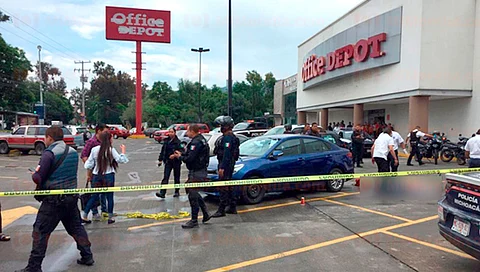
<box><xmin>106</xmin><ymin>6</ymin><xmax>171</xmax><ymax>43</ymax></box>
<box><xmin>302</xmin><ymin>33</ymin><xmax>387</xmax><ymax>83</ymax></box>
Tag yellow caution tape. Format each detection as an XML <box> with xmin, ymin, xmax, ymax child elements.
<box><xmin>119</xmin><ymin>211</ymin><xmax>190</xmax><ymax>220</ymax></box>
<box><xmin>0</xmin><ymin>167</ymin><xmax>479</xmax><ymax>197</ymax></box>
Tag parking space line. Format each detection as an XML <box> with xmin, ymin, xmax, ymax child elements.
<box><xmin>321</xmin><ymin>199</ymin><xmax>413</xmax><ymax>223</ymax></box>
<box><xmin>0</xmin><ymin>158</ymin><xmax>38</xmax><ymax>163</ymax></box>
<box><xmin>128</xmin><ymin>192</ymin><xmax>359</xmax><ymax>231</ymax></box>
<box><xmin>0</xmin><ymin>176</ymin><xmax>19</xmax><ymax>179</ymax></box>
<box><xmin>381</xmin><ymin>231</ymin><xmax>476</xmax><ymax>260</ymax></box>
<box><xmin>2</xmin><ymin>206</ymin><xmax>38</xmax><ymax>228</ymax></box>
<box><xmin>206</xmin><ymin>215</ymin><xmax>437</xmax><ymax>272</ymax></box>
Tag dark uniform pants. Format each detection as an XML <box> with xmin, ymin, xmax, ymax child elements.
<box><xmin>388</xmin><ymin>150</ymin><xmax>399</xmax><ymax>172</ymax></box>
<box><xmin>218</xmin><ymin>166</ymin><xmax>236</xmax><ymax>211</ymax></box>
<box><xmin>186</xmin><ymin>169</ymin><xmax>209</xmax><ymax>221</ymax></box>
<box><xmin>469</xmin><ymin>158</ymin><xmax>480</xmax><ymax>168</ymax></box>
<box><xmin>160</xmin><ymin>162</ymin><xmax>181</xmax><ymax>195</ymax></box>
<box><xmin>374</xmin><ymin>157</ymin><xmax>390</xmax><ymax>172</ymax></box>
<box><xmin>27</xmin><ymin>195</ymin><xmax>92</xmax><ymax>271</ymax></box>
<box><xmin>353</xmin><ymin>144</ymin><xmax>363</xmax><ymax>166</ymax></box>
<box><xmin>0</xmin><ymin>201</ymin><xmax>3</xmax><ymax>234</ymax></box>
<box><xmin>407</xmin><ymin>144</ymin><xmax>422</xmax><ymax>165</ymax></box>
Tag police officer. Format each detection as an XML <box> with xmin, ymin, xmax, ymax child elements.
<box><xmin>156</xmin><ymin>128</ymin><xmax>183</xmax><ymax>198</ymax></box>
<box><xmin>283</xmin><ymin>124</ymin><xmax>294</xmax><ymax>134</ymax></box>
<box><xmin>173</xmin><ymin>124</ymin><xmax>211</xmax><ymax>229</ymax></box>
<box><xmin>406</xmin><ymin>126</ymin><xmax>433</xmax><ymax>166</ymax></box>
<box><xmin>351</xmin><ymin>125</ymin><xmax>365</xmax><ymax>168</ymax></box>
<box><xmin>212</xmin><ymin>116</ymin><xmax>240</xmax><ymax>217</ymax></box>
<box><xmin>17</xmin><ymin>126</ymin><xmax>93</xmax><ymax>272</ymax></box>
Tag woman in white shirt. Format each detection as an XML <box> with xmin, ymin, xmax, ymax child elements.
<box><xmin>82</xmin><ymin>132</ymin><xmax>128</xmax><ymax>224</ymax></box>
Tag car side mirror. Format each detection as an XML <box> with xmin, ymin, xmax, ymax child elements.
<box><xmin>270</xmin><ymin>150</ymin><xmax>284</xmax><ymax>160</ymax></box>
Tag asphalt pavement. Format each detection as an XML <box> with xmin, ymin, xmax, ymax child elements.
<box><xmin>0</xmin><ymin>138</ymin><xmax>478</xmax><ymax>272</ymax></box>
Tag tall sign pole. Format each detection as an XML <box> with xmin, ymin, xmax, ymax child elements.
<box><xmin>135</xmin><ymin>41</ymin><xmax>143</xmax><ymax>134</ymax></box>
<box><xmin>228</xmin><ymin>0</ymin><xmax>233</xmax><ymax>117</ymax></box>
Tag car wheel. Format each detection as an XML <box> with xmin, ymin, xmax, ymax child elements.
<box><xmin>241</xmin><ymin>176</ymin><xmax>266</xmax><ymax>204</ymax></box>
<box><xmin>35</xmin><ymin>143</ymin><xmax>46</xmax><ymax>155</ymax></box>
<box><xmin>326</xmin><ymin>168</ymin><xmax>344</xmax><ymax>192</ymax></box>
<box><xmin>21</xmin><ymin>150</ymin><xmax>30</xmax><ymax>155</ymax></box>
<box><xmin>113</xmin><ymin>134</ymin><xmax>118</xmax><ymax>139</ymax></box>
<box><xmin>123</xmin><ymin>136</ymin><xmax>128</xmax><ymax>139</ymax></box>
<box><xmin>149</xmin><ymin>134</ymin><xmax>154</xmax><ymax>138</ymax></box>
<box><xmin>0</xmin><ymin>142</ymin><xmax>9</xmax><ymax>154</ymax></box>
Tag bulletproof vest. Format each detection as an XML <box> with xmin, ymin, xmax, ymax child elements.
<box><xmin>44</xmin><ymin>142</ymin><xmax>78</xmax><ymax>190</ymax></box>
<box><xmin>187</xmin><ymin>135</ymin><xmax>210</xmax><ymax>171</ymax></box>
<box><xmin>214</xmin><ymin>133</ymin><xmax>240</xmax><ymax>162</ymax></box>
<box><xmin>410</xmin><ymin>131</ymin><xmax>419</xmax><ymax>145</ymax></box>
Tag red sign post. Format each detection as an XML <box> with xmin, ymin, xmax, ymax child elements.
<box><xmin>106</xmin><ymin>6</ymin><xmax>171</xmax><ymax>135</ymax></box>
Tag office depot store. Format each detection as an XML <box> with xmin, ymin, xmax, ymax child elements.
<box><xmin>296</xmin><ymin>0</ymin><xmax>480</xmax><ymax>137</ymax></box>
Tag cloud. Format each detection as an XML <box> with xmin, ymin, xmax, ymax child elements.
<box><xmin>70</xmin><ymin>25</ymin><xmax>103</xmax><ymax>40</ymax></box>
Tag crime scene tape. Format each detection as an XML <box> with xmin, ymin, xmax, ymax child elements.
<box><xmin>1</xmin><ymin>167</ymin><xmax>479</xmax><ymax>197</ymax></box>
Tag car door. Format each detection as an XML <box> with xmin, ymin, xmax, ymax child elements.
<box><xmin>302</xmin><ymin>138</ymin><xmax>334</xmax><ymax>175</ymax></box>
<box><xmin>268</xmin><ymin>138</ymin><xmax>304</xmax><ymax>178</ymax></box>
<box><xmin>25</xmin><ymin>127</ymin><xmax>38</xmax><ymax>149</ymax></box>
<box><xmin>9</xmin><ymin>127</ymin><xmax>26</xmax><ymax>148</ymax></box>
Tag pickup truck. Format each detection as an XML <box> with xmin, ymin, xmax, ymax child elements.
<box><xmin>232</xmin><ymin>122</ymin><xmax>269</xmax><ymax>138</ymax></box>
<box><xmin>0</xmin><ymin>125</ymin><xmax>77</xmax><ymax>155</ymax></box>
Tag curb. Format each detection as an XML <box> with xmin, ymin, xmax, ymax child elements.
<box><xmin>129</xmin><ymin>135</ymin><xmax>147</xmax><ymax>139</ymax></box>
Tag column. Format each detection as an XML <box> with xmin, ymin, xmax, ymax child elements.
<box><xmin>408</xmin><ymin>96</ymin><xmax>430</xmax><ymax>132</ymax></box>
<box><xmin>353</xmin><ymin>104</ymin><xmax>364</xmax><ymax>126</ymax></box>
<box><xmin>298</xmin><ymin>111</ymin><xmax>307</xmax><ymax>125</ymax></box>
<box><xmin>320</xmin><ymin>109</ymin><xmax>328</xmax><ymax>129</ymax></box>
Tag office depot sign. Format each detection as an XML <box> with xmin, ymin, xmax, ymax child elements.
<box><xmin>106</xmin><ymin>6</ymin><xmax>171</xmax><ymax>43</ymax></box>
<box><xmin>302</xmin><ymin>33</ymin><xmax>386</xmax><ymax>83</ymax></box>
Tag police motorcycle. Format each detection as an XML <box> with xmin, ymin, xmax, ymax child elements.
<box><xmin>440</xmin><ymin>134</ymin><xmax>469</xmax><ymax>165</ymax></box>
<box><xmin>417</xmin><ymin>131</ymin><xmax>443</xmax><ymax>165</ymax></box>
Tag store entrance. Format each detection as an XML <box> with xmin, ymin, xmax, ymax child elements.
<box><xmin>366</xmin><ymin>109</ymin><xmax>385</xmax><ymax>124</ymax></box>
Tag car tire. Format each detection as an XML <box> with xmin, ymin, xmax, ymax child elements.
<box><xmin>123</xmin><ymin>136</ymin><xmax>128</xmax><ymax>139</ymax></box>
<box><xmin>35</xmin><ymin>143</ymin><xmax>46</xmax><ymax>155</ymax></box>
<box><xmin>241</xmin><ymin>176</ymin><xmax>266</xmax><ymax>204</ymax></box>
<box><xmin>113</xmin><ymin>134</ymin><xmax>118</xmax><ymax>139</ymax></box>
<box><xmin>326</xmin><ymin>168</ymin><xmax>345</xmax><ymax>192</ymax></box>
<box><xmin>21</xmin><ymin>150</ymin><xmax>30</xmax><ymax>155</ymax></box>
<box><xmin>0</xmin><ymin>142</ymin><xmax>9</xmax><ymax>154</ymax></box>
<box><xmin>149</xmin><ymin>134</ymin><xmax>154</xmax><ymax>138</ymax></box>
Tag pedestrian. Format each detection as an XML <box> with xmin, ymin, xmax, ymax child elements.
<box><xmin>16</xmin><ymin>127</ymin><xmax>94</xmax><ymax>272</ymax></box>
<box><xmin>0</xmin><ymin>202</ymin><xmax>10</xmax><ymax>241</ymax></box>
<box><xmin>371</xmin><ymin>127</ymin><xmax>398</xmax><ymax>172</ymax></box>
<box><xmin>156</xmin><ymin>128</ymin><xmax>183</xmax><ymax>198</ymax></box>
<box><xmin>283</xmin><ymin>124</ymin><xmax>294</xmax><ymax>134</ymax></box>
<box><xmin>302</xmin><ymin>123</ymin><xmax>311</xmax><ymax>135</ymax></box>
<box><xmin>465</xmin><ymin>129</ymin><xmax>480</xmax><ymax>168</ymax></box>
<box><xmin>351</xmin><ymin>125</ymin><xmax>365</xmax><ymax>168</ymax></box>
<box><xmin>388</xmin><ymin>126</ymin><xmax>408</xmax><ymax>172</ymax></box>
<box><xmin>347</xmin><ymin>122</ymin><xmax>353</xmax><ymax>129</ymax></box>
<box><xmin>173</xmin><ymin>124</ymin><xmax>211</xmax><ymax>229</ymax></box>
<box><xmin>307</xmin><ymin>122</ymin><xmax>321</xmax><ymax>136</ymax></box>
<box><xmin>83</xmin><ymin>131</ymin><xmax>128</xmax><ymax>224</ymax></box>
<box><xmin>328</xmin><ymin>123</ymin><xmax>333</xmax><ymax>131</ymax></box>
<box><xmin>406</xmin><ymin>126</ymin><xmax>433</xmax><ymax>166</ymax></box>
<box><xmin>212</xmin><ymin>116</ymin><xmax>240</xmax><ymax>217</ymax></box>
<box><xmin>81</xmin><ymin>123</ymin><xmax>109</xmax><ymax>220</ymax></box>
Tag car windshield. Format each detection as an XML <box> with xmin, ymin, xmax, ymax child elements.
<box><xmin>342</xmin><ymin>130</ymin><xmax>353</xmax><ymax>139</ymax></box>
<box><xmin>167</xmin><ymin>124</ymin><xmax>175</xmax><ymax>130</ymax></box>
<box><xmin>239</xmin><ymin>137</ymin><xmax>280</xmax><ymax>157</ymax></box>
<box><xmin>234</xmin><ymin>123</ymin><xmax>249</xmax><ymax>130</ymax></box>
<box><xmin>264</xmin><ymin>126</ymin><xmax>285</xmax><ymax>136</ymax></box>
<box><xmin>76</xmin><ymin>127</ymin><xmax>87</xmax><ymax>133</ymax></box>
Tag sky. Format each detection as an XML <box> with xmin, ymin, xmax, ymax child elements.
<box><xmin>0</xmin><ymin>0</ymin><xmax>364</xmax><ymax>91</ymax></box>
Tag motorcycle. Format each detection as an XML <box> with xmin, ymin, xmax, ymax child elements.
<box><xmin>440</xmin><ymin>135</ymin><xmax>468</xmax><ymax>165</ymax></box>
<box><xmin>417</xmin><ymin>136</ymin><xmax>443</xmax><ymax>165</ymax></box>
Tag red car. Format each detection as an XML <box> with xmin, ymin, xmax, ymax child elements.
<box><xmin>108</xmin><ymin>125</ymin><xmax>130</xmax><ymax>139</ymax></box>
<box><xmin>0</xmin><ymin>125</ymin><xmax>77</xmax><ymax>155</ymax></box>
<box><xmin>154</xmin><ymin>123</ymin><xmax>210</xmax><ymax>143</ymax></box>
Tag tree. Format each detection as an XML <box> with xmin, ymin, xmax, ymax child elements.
<box><xmin>0</xmin><ymin>12</ymin><xmax>10</xmax><ymax>23</ymax></box>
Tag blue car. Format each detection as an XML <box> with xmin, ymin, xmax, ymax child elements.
<box><xmin>438</xmin><ymin>172</ymin><xmax>480</xmax><ymax>260</ymax></box>
<box><xmin>207</xmin><ymin>134</ymin><xmax>354</xmax><ymax>204</ymax></box>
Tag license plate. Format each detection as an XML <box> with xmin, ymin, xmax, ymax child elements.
<box><xmin>452</xmin><ymin>217</ymin><xmax>470</xmax><ymax>237</ymax></box>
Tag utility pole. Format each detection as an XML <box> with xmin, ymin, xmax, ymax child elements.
<box><xmin>74</xmin><ymin>61</ymin><xmax>91</xmax><ymax>125</ymax></box>
<box><xmin>37</xmin><ymin>45</ymin><xmax>44</xmax><ymax>125</ymax></box>
<box><xmin>191</xmin><ymin>47</ymin><xmax>210</xmax><ymax>123</ymax></box>
<box><xmin>228</xmin><ymin>0</ymin><xmax>233</xmax><ymax>117</ymax></box>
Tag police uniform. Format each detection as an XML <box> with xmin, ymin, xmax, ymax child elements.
<box><xmin>157</xmin><ymin>136</ymin><xmax>183</xmax><ymax>197</ymax></box>
<box><xmin>351</xmin><ymin>129</ymin><xmax>364</xmax><ymax>167</ymax></box>
<box><xmin>179</xmin><ymin>134</ymin><xmax>211</xmax><ymax>228</ymax></box>
<box><xmin>407</xmin><ymin>129</ymin><xmax>425</xmax><ymax>166</ymax></box>
<box><xmin>213</xmin><ymin>132</ymin><xmax>240</xmax><ymax>216</ymax></box>
<box><xmin>20</xmin><ymin>141</ymin><xmax>93</xmax><ymax>271</ymax></box>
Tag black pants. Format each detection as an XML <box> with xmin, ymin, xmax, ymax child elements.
<box><xmin>388</xmin><ymin>150</ymin><xmax>399</xmax><ymax>172</ymax></box>
<box><xmin>186</xmin><ymin>170</ymin><xmax>209</xmax><ymax>221</ymax></box>
<box><xmin>469</xmin><ymin>158</ymin><xmax>480</xmax><ymax>168</ymax></box>
<box><xmin>27</xmin><ymin>195</ymin><xmax>93</xmax><ymax>271</ymax></box>
<box><xmin>353</xmin><ymin>145</ymin><xmax>363</xmax><ymax>166</ymax></box>
<box><xmin>407</xmin><ymin>144</ymin><xmax>422</xmax><ymax>165</ymax></box>
<box><xmin>374</xmin><ymin>157</ymin><xmax>390</xmax><ymax>172</ymax></box>
<box><xmin>160</xmin><ymin>162</ymin><xmax>181</xmax><ymax>195</ymax></box>
<box><xmin>218</xmin><ymin>166</ymin><xmax>236</xmax><ymax>211</ymax></box>
<box><xmin>0</xmin><ymin>202</ymin><xmax>3</xmax><ymax>234</ymax></box>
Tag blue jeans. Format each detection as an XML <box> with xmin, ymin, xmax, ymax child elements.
<box><xmin>469</xmin><ymin>158</ymin><xmax>480</xmax><ymax>168</ymax></box>
<box><xmin>84</xmin><ymin>173</ymin><xmax>115</xmax><ymax>218</ymax></box>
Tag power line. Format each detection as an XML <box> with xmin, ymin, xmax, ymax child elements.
<box><xmin>0</xmin><ymin>25</ymin><xmax>38</xmax><ymax>47</ymax></box>
<box><xmin>0</xmin><ymin>7</ymin><xmax>87</xmax><ymax>61</ymax></box>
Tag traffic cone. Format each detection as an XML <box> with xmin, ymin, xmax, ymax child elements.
<box><xmin>355</xmin><ymin>178</ymin><xmax>360</xmax><ymax>187</ymax></box>
<box><xmin>300</xmin><ymin>197</ymin><xmax>305</xmax><ymax>205</ymax></box>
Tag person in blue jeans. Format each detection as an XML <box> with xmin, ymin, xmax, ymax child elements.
<box><xmin>82</xmin><ymin>131</ymin><xmax>128</xmax><ymax>224</ymax></box>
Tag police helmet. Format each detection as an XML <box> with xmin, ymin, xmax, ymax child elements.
<box><xmin>214</xmin><ymin>115</ymin><xmax>234</xmax><ymax>128</ymax></box>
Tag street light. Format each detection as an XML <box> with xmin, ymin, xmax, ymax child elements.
<box><xmin>37</xmin><ymin>45</ymin><xmax>44</xmax><ymax>125</ymax></box>
<box><xmin>228</xmin><ymin>0</ymin><xmax>233</xmax><ymax>117</ymax></box>
<box><xmin>191</xmin><ymin>47</ymin><xmax>209</xmax><ymax>122</ymax></box>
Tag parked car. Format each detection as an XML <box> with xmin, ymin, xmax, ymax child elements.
<box><xmin>66</xmin><ymin>125</ymin><xmax>91</xmax><ymax>147</ymax></box>
<box><xmin>438</xmin><ymin>172</ymin><xmax>480</xmax><ymax>260</ymax></box>
<box><xmin>337</xmin><ymin>129</ymin><xmax>374</xmax><ymax>156</ymax></box>
<box><xmin>154</xmin><ymin>123</ymin><xmax>210</xmax><ymax>143</ymax></box>
<box><xmin>206</xmin><ymin>132</ymin><xmax>250</xmax><ymax>156</ymax></box>
<box><xmin>108</xmin><ymin>125</ymin><xmax>130</xmax><ymax>139</ymax></box>
<box><xmin>175</xmin><ymin>130</ymin><xmax>214</xmax><ymax>149</ymax></box>
<box><xmin>144</xmin><ymin>127</ymin><xmax>160</xmax><ymax>138</ymax></box>
<box><xmin>264</xmin><ymin>125</ymin><xmax>303</xmax><ymax>136</ymax></box>
<box><xmin>206</xmin><ymin>134</ymin><xmax>354</xmax><ymax>204</ymax></box>
<box><xmin>232</xmin><ymin>122</ymin><xmax>269</xmax><ymax>137</ymax></box>
<box><xmin>0</xmin><ymin>125</ymin><xmax>77</xmax><ymax>155</ymax></box>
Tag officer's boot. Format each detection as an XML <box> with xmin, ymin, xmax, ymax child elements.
<box><xmin>225</xmin><ymin>204</ymin><xmax>238</xmax><ymax>214</ymax></box>
<box><xmin>182</xmin><ymin>220</ymin><xmax>199</xmax><ymax>229</ymax></box>
<box><xmin>212</xmin><ymin>206</ymin><xmax>226</xmax><ymax>218</ymax></box>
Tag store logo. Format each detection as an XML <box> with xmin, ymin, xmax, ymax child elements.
<box><xmin>110</xmin><ymin>12</ymin><xmax>165</xmax><ymax>37</ymax></box>
<box><xmin>302</xmin><ymin>33</ymin><xmax>387</xmax><ymax>83</ymax></box>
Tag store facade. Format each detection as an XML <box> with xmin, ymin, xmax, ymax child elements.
<box><xmin>297</xmin><ymin>0</ymin><xmax>479</xmax><ymax>138</ymax></box>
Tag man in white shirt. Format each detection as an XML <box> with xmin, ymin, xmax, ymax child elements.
<box><xmin>388</xmin><ymin>126</ymin><xmax>408</xmax><ymax>172</ymax></box>
<box><xmin>465</xmin><ymin>129</ymin><xmax>480</xmax><ymax>168</ymax></box>
<box><xmin>371</xmin><ymin>127</ymin><xmax>398</xmax><ymax>172</ymax></box>
<box><xmin>406</xmin><ymin>126</ymin><xmax>433</xmax><ymax>166</ymax></box>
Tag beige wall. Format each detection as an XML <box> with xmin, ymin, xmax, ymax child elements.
<box><xmin>273</xmin><ymin>80</ymin><xmax>284</xmax><ymax>126</ymax></box>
